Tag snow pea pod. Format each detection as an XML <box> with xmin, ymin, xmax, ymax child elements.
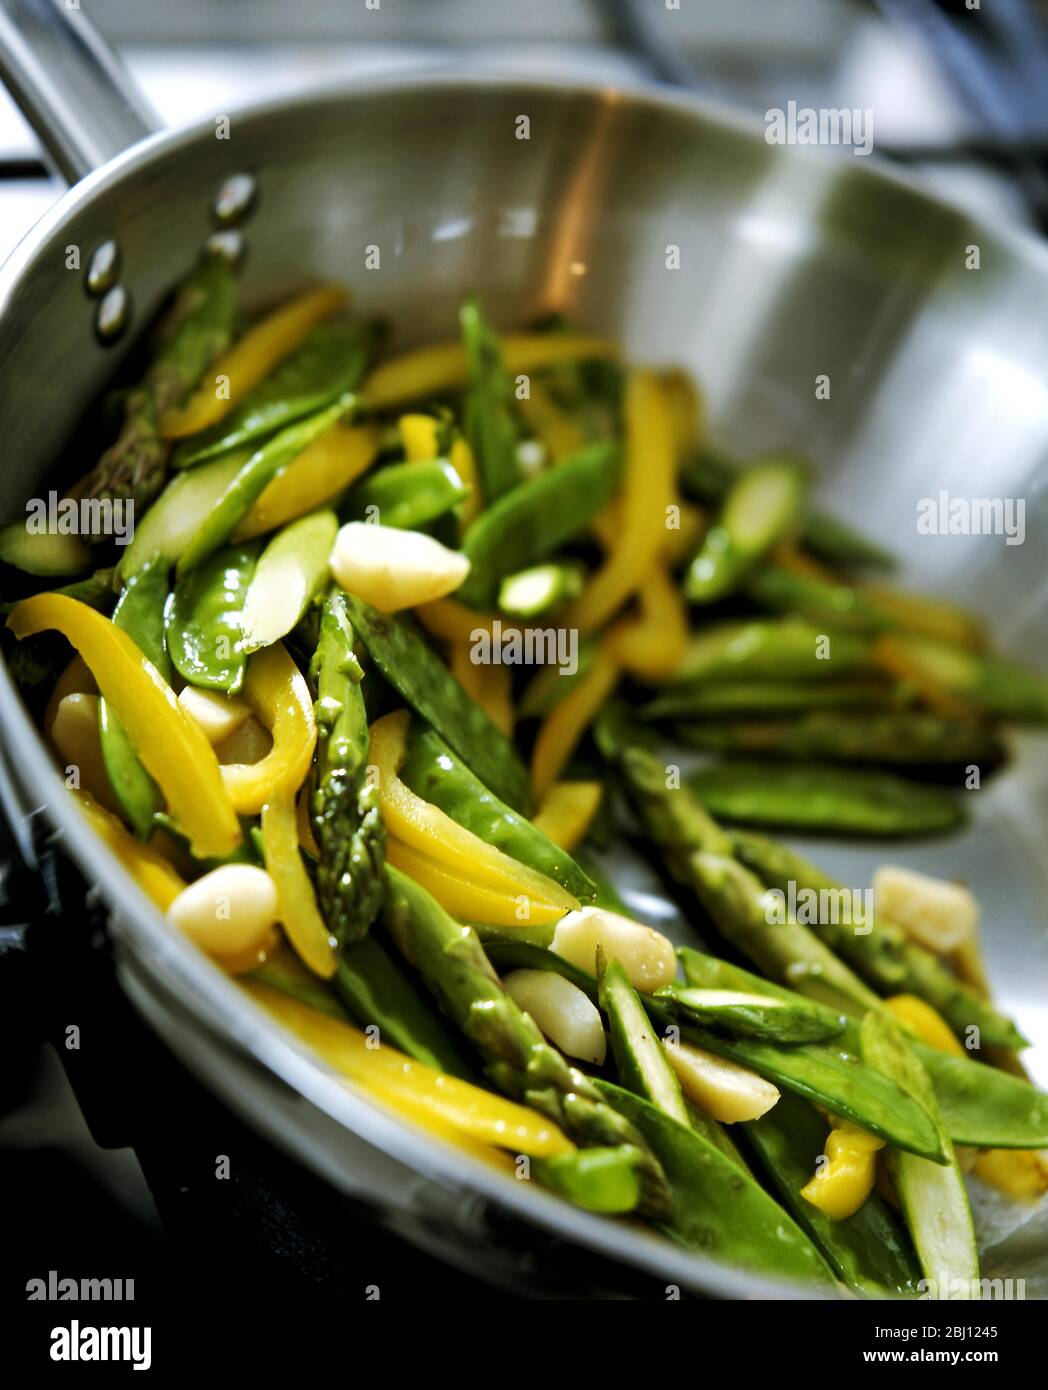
<box><xmin>743</xmin><ymin>1090</ymin><xmax>921</xmax><ymax>1298</ymax></box>
<box><xmin>600</xmin><ymin>957</ymin><xmax>688</xmax><ymax>1123</ymax></box>
<box><xmin>908</xmin><ymin>1045</ymin><xmax>1048</xmax><ymax>1149</ymax></box>
<box><xmin>456</xmin><ymin>442</ymin><xmax>621</xmax><ymax>607</ymax></box>
<box><xmin>686</xmin><ymin>760</ymin><xmax>966</xmax><ymax>838</ymax></box>
<box><xmin>398</xmin><ymin>722</ymin><xmax>595</xmax><ymax>901</ymax></box>
<box><xmin>166</xmin><ymin>543</ymin><xmax>259</xmax><ymax>694</ymax></box>
<box><xmin>177</xmin><ymin>399</ymin><xmax>350</xmax><ymax>575</ymax></box>
<box><xmin>345</xmin><ymin>458</ymin><xmax>469</xmax><ymax>530</ymax></box>
<box><xmin>460</xmin><ymin>296</ymin><xmax>521</xmax><ymax>505</ymax></box>
<box><xmin>657</xmin><ymin>983</ymin><xmax>846</xmax><ymax>1044</ymax></box>
<box><xmin>343</xmin><ymin>595</ymin><xmax>530</xmax><ymax>811</ymax></box>
<box><xmin>595</xmin><ymin>1080</ymin><xmax>837</xmax><ymax>1288</ymax></box>
<box><xmin>173</xmin><ymin>320</ymin><xmax>376</xmax><ymax>468</ymax></box>
<box><xmin>99</xmin><ymin>556</ymin><xmax>171</xmax><ymax>837</ymax></box>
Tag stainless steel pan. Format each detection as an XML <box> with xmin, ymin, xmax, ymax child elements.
<box><xmin>1</xmin><ymin>0</ymin><xmax>1046</xmax><ymax>1298</ymax></box>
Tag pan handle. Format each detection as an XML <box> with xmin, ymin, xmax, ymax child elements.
<box><xmin>0</xmin><ymin>0</ymin><xmax>157</xmax><ymax>184</ymax></box>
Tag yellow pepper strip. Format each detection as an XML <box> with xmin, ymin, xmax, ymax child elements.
<box><xmin>450</xmin><ymin>642</ymin><xmax>514</xmax><ymax>737</ymax></box>
<box><xmin>884</xmin><ymin>994</ymin><xmax>965</xmax><ymax>1057</ymax></box>
<box><xmin>530</xmin><ymin>638</ymin><xmax>621</xmax><ymax>802</ymax></box>
<box><xmin>532</xmin><ymin>781</ymin><xmax>602</xmax><ymax>852</ymax></box>
<box><xmin>387</xmin><ymin>838</ymin><xmax>565</xmax><ymax>927</ymax></box>
<box><xmin>220</xmin><ymin>643</ymin><xmax>316</xmax><ymax>814</ymax></box>
<box><xmin>243</xmin><ymin>980</ymin><xmax>573</xmax><ymax>1157</ymax></box>
<box><xmin>662</xmin><ymin>501</ymin><xmax>706</xmax><ymax>567</ymax></box>
<box><xmin>861</xmin><ymin>583</ymin><xmax>985</xmax><ymax>652</ymax></box>
<box><xmin>658</xmin><ymin>367</ymin><xmax>705</xmax><ymax>460</ymax></box>
<box><xmin>884</xmin><ymin>994</ymin><xmax>1048</xmax><ymax>1200</ymax></box>
<box><xmin>232</xmin><ymin>422</ymin><xmax>379</xmax><ymax>540</ymax></box>
<box><xmin>607</xmin><ymin>563</ymin><xmax>689</xmax><ymax>684</ymax></box>
<box><xmin>159</xmin><ymin>285</ymin><xmax>348</xmax><ymax>438</ymax></box>
<box><xmin>74</xmin><ymin>790</ymin><xmax>186</xmax><ymax>911</ymax></box>
<box><xmin>358</xmin><ymin>333</ymin><xmax>618</xmax><ymax>411</ymax></box>
<box><xmin>567</xmin><ymin>369</ymin><xmax>677</xmax><ymax>634</ymax></box>
<box><xmin>870</xmin><ymin>634</ymin><xmax>974</xmax><ymax>720</ymax></box>
<box><xmin>398</xmin><ymin>413</ymin><xmax>440</xmax><ymax>461</ymax></box>
<box><xmin>450</xmin><ymin>436</ymin><xmax>482</xmax><ymax>526</ymax></box>
<box><xmin>378</xmin><ymin>1091</ymin><xmax>518</xmax><ymax>1172</ymax></box>
<box><xmin>414</xmin><ymin>598</ymin><xmax>508</xmax><ymax>644</ymax></box>
<box><xmin>370</xmin><ymin>711</ymin><xmax>576</xmax><ymax>917</ymax></box>
<box><xmin>48</xmin><ymin>693</ymin><xmax>122</xmax><ymax>813</ymax></box>
<box><xmin>7</xmin><ymin>595</ymin><xmax>240</xmax><ymax>859</ymax></box>
<box><xmin>261</xmin><ymin>788</ymin><xmax>337</xmax><ymax>978</ymax></box>
<box><xmin>801</xmin><ymin>1119</ymin><xmax>886</xmax><ymax>1221</ymax></box>
<box><xmin>516</xmin><ymin>378</ymin><xmax>587</xmax><ymax>463</ymax></box>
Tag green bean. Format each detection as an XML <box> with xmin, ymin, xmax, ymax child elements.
<box><xmin>742</xmin><ymin>1090</ymin><xmax>921</xmax><ymax>1298</ymax></box>
<box><xmin>642</xmin><ymin>679</ymin><xmax>900</xmax><ymax>720</ymax></box>
<box><xmin>460</xmin><ymin>296</ymin><xmax>521</xmax><ymax>504</ymax></box>
<box><xmin>165</xmin><ymin>543</ymin><xmax>259</xmax><ymax>694</ymax></box>
<box><xmin>99</xmin><ymin>556</ymin><xmax>170</xmax><ymax>837</ymax></box>
<box><xmin>594</xmin><ymin>1080</ymin><xmax>837</xmax><ymax>1286</ymax></box>
<box><xmin>398</xmin><ymin>721</ymin><xmax>595</xmax><ymax>900</ymax></box>
<box><xmin>345</xmin><ymin>458</ymin><xmax>470</xmax><ymax>530</ymax></box>
<box><xmin>456</xmin><ymin>442</ymin><xmax>621</xmax><ymax>607</ymax></box>
<box><xmin>687</xmin><ymin>760</ymin><xmax>966</xmax><ymax>838</ymax></box>
<box><xmin>177</xmin><ymin>399</ymin><xmax>350</xmax><ymax>575</ymax></box>
<box><xmin>343</xmin><ymin>595</ymin><xmax>530</xmax><ymax>811</ymax></box>
<box><xmin>684</xmin><ymin>459</ymin><xmax>806</xmax><ymax>603</ymax></box>
<box><xmin>173</xmin><ymin>320</ymin><xmax>376</xmax><ymax>467</ymax></box>
<box><xmin>498</xmin><ymin>562</ymin><xmax>584</xmax><ymax>619</ymax></box>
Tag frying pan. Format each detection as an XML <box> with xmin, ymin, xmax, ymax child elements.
<box><xmin>1</xmin><ymin>0</ymin><xmax>1047</xmax><ymax>1299</ymax></box>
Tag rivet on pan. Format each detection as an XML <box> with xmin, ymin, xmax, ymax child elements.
<box><xmin>204</xmin><ymin>229</ymin><xmax>246</xmax><ymax>270</ymax></box>
<box><xmin>212</xmin><ymin>172</ymin><xmax>257</xmax><ymax>227</ymax></box>
<box><xmin>85</xmin><ymin>239</ymin><xmax>120</xmax><ymax>297</ymax></box>
<box><xmin>94</xmin><ymin>285</ymin><xmax>130</xmax><ymax>345</ymax></box>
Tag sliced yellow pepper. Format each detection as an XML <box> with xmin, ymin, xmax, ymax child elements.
<box><xmin>567</xmin><ymin>369</ymin><xmax>678</xmax><ymax>634</ymax></box>
<box><xmin>387</xmin><ymin>838</ymin><xmax>564</xmax><ymax>927</ymax></box>
<box><xmin>7</xmin><ymin>594</ymin><xmax>240</xmax><ymax>859</ymax></box>
<box><xmin>608</xmin><ymin>563</ymin><xmax>689</xmax><ymax>684</ymax></box>
<box><xmin>160</xmin><ymin>285</ymin><xmax>348</xmax><ymax>438</ymax></box>
<box><xmin>861</xmin><ymin>583</ymin><xmax>985</xmax><ymax>651</ymax></box>
<box><xmin>658</xmin><ymin>367</ymin><xmax>705</xmax><ymax>461</ymax></box>
<box><xmin>450</xmin><ymin>436</ymin><xmax>482</xmax><ymax>526</ymax></box>
<box><xmin>232</xmin><ymin>422</ymin><xmax>379</xmax><ymax>540</ymax></box>
<box><xmin>532</xmin><ymin>781</ymin><xmax>602</xmax><ymax>852</ymax></box>
<box><xmin>884</xmin><ymin>994</ymin><xmax>965</xmax><ymax>1057</ymax></box>
<box><xmin>74</xmin><ymin>790</ymin><xmax>186</xmax><ymax>911</ymax></box>
<box><xmin>398</xmin><ymin>413</ymin><xmax>440</xmax><ymax>461</ymax></box>
<box><xmin>220</xmin><ymin>642</ymin><xmax>316</xmax><ymax>814</ymax></box>
<box><xmin>801</xmin><ymin>1118</ymin><xmax>885</xmax><ymax>1220</ymax></box>
<box><xmin>260</xmin><ymin>788</ymin><xmax>337</xmax><ymax>978</ymax></box>
<box><xmin>662</xmin><ymin>501</ymin><xmax>706</xmax><ymax>567</ymax></box>
<box><xmin>370</xmin><ymin>711</ymin><xmax>576</xmax><ymax>919</ymax></box>
<box><xmin>378</xmin><ymin>1092</ymin><xmax>517</xmax><ymax>1172</ymax></box>
<box><xmin>450</xmin><ymin>642</ymin><xmax>514</xmax><ymax>736</ymax></box>
<box><xmin>530</xmin><ymin>638</ymin><xmax>621</xmax><ymax>802</ymax></box>
<box><xmin>358</xmin><ymin>334</ymin><xmax>618</xmax><ymax>411</ymax></box>
<box><xmin>870</xmin><ymin>634</ymin><xmax>974</xmax><ymax>721</ymax></box>
<box><xmin>244</xmin><ymin>981</ymin><xmax>572</xmax><ymax>1157</ymax></box>
<box><xmin>414</xmin><ymin>598</ymin><xmax>508</xmax><ymax>644</ymax></box>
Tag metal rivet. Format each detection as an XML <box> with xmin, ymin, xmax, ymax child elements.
<box><xmin>95</xmin><ymin>285</ymin><xmax>130</xmax><ymax>344</ymax></box>
<box><xmin>204</xmin><ymin>229</ymin><xmax>246</xmax><ymax>270</ymax></box>
<box><xmin>212</xmin><ymin>172</ymin><xmax>257</xmax><ymax>227</ymax></box>
<box><xmin>85</xmin><ymin>239</ymin><xmax>121</xmax><ymax>297</ymax></box>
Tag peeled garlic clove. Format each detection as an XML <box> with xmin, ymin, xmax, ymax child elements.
<box><xmin>503</xmin><ymin>968</ymin><xmax>606</xmax><ymax>1065</ymax></box>
<box><xmin>662</xmin><ymin>1038</ymin><xmax>780</xmax><ymax>1122</ymax></box>
<box><xmin>168</xmin><ymin>864</ymin><xmax>278</xmax><ymax>961</ymax></box>
<box><xmin>551</xmin><ymin>905</ymin><xmax>676</xmax><ymax>994</ymax></box>
<box><xmin>873</xmin><ymin>864</ymin><xmax>977</xmax><ymax>954</ymax></box>
<box><xmin>179</xmin><ymin>685</ymin><xmax>252</xmax><ymax>747</ymax></box>
<box><xmin>329</xmin><ymin>521</ymin><xmax>470</xmax><ymax>613</ymax></box>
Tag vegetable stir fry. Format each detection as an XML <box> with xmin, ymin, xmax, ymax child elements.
<box><xmin>4</xmin><ymin>257</ymin><xmax>1047</xmax><ymax>1296</ymax></box>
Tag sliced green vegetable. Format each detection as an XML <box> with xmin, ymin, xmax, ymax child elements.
<box><xmin>599</xmin><ymin>956</ymin><xmax>688</xmax><ymax>1124</ymax></box>
<box><xmin>345</xmin><ymin>458</ymin><xmax>469</xmax><ymax>530</ymax></box>
<box><xmin>344</xmin><ymin>595</ymin><xmax>530</xmax><ymax>811</ymax></box>
<box><xmin>498</xmin><ymin>562</ymin><xmax>584</xmax><ymax>618</ymax></box>
<box><xmin>0</xmin><ymin>524</ymin><xmax>89</xmax><ymax>577</ymax></box>
<box><xmin>687</xmin><ymin>760</ymin><xmax>965</xmax><ymax>838</ymax></box>
<box><xmin>595</xmin><ymin>1080</ymin><xmax>836</xmax><ymax>1287</ymax></box>
<box><xmin>860</xmin><ymin>1011</ymin><xmax>979</xmax><ymax>1295</ymax></box>
<box><xmin>460</xmin><ymin>296</ymin><xmax>521</xmax><ymax>504</ymax></box>
<box><xmin>165</xmin><ymin>543</ymin><xmax>258</xmax><ymax>694</ymax></box>
<box><xmin>531</xmin><ymin>1146</ymin><xmax>643</xmax><ymax>1214</ymax></box>
<box><xmin>119</xmin><ymin>448</ymin><xmax>249</xmax><ymax>581</ymax></box>
<box><xmin>173</xmin><ymin>319</ymin><xmax>376</xmax><ymax>467</ymax></box>
<box><xmin>240</xmin><ymin>509</ymin><xmax>337</xmax><ymax>653</ymax></box>
<box><xmin>398</xmin><ymin>721</ymin><xmax>595</xmax><ymax>900</ymax></box>
<box><xmin>177</xmin><ymin>399</ymin><xmax>350</xmax><ymax>575</ymax></box>
<box><xmin>669</xmin><ymin>619</ymin><xmax>873</xmax><ymax>687</ymax></box>
<box><xmin>658</xmin><ymin>983</ymin><xmax>846</xmax><ymax>1043</ymax></box>
<box><xmin>684</xmin><ymin>459</ymin><xmax>806</xmax><ymax>603</ymax></box>
<box><xmin>743</xmin><ymin>1090</ymin><xmax>921</xmax><ymax>1298</ymax></box>
<box><xmin>99</xmin><ymin>556</ymin><xmax>170</xmax><ymax>836</ymax></box>
<box><xmin>456</xmin><ymin>442</ymin><xmax>621</xmax><ymax>608</ymax></box>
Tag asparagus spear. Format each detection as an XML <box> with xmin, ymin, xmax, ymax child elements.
<box><xmin>310</xmin><ymin>591</ymin><xmax>386</xmax><ymax>945</ymax></box>
<box><xmin>81</xmin><ymin>256</ymin><xmax>237</xmax><ymax>515</ymax></box>
<box><xmin>674</xmin><ymin>710</ymin><xmax>1004</xmax><ymax>768</ymax></box>
<box><xmin>383</xmin><ymin>865</ymin><xmax>672</xmax><ymax>1218</ymax></box>
<box><xmin>728</xmin><ymin>830</ymin><xmax>1027</xmax><ymax>1049</ymax></box>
